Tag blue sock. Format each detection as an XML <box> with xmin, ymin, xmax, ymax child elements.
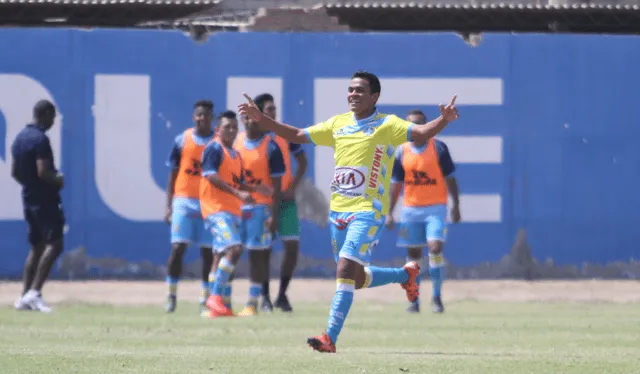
<box><xmin>429</xmin><ymin>254</ymin><xmax>445</xmax><ymax>298</ymax></box>
<box><xmin>200</xmin><ymin>281</ymin><xmax>209</xmax><ymax>302</ymax></box>
<box><xmin>223</xmin><ymin>284</ymin><xmax>232</xmax><ymax>308</ymax></box>
<box><xmin>364</xmin><ymin>266</ymin><xmax>409</xmax><ymax>288</ymax></box>
<box><xmin>208</xmin><ymin>272</ymin><xmax>216</xmax><ymax>295</ymax></box>
<box><xmin>247</xmin><ymin>283</ymin><xmax>261</xmax><ymax>307</ymax></box>
<box><xmin>212</xmin><ymin>258</ymin><xmax>234</xmax><ymax>296</ymax></box>
<box><xmin>166</xmin><ymin>276</ymin><xmax>178</xmax><ymax>296</ymax></box>
<box><xmin>326</xmin><ymin>279</ymin><xmax>355</xmax><ymax>344</ymax></box>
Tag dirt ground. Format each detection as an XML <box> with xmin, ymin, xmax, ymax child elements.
<box><xmin>2</xmin><ymin>279</ymin><xmax>640</xmax><ymax>306</ymax></box>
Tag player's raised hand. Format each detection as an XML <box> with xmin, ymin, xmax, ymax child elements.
<box><xmin>439</xmin><ymin>95</ymin><xmax>459</xmax><ymax>122</ymax></box>
<box><xmin>238</xmin><ymin>93</ymin><xmax>263</xmax><ymax>122</ymax></box>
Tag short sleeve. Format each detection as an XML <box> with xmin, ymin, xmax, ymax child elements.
<box><xmin>435</xmin><ymin>139</ymin><xmax>456</xmax><ymax>177</ymax></box>
<box><xmin>289</xmin><ymin>142</ymin><xmax>304</xmax><ymax>156</ymax></box>
<box><xmin>388</xmin><ymin>116</ymin><xmax>414</xmax><ymax>147</ymax></box>
<box><xmin>201</xmin><ymin>142</ymin><xmax>223</xmax><ymax>176</ymax></box>
<box><xmin>165</xmin><ymin>134</ymin><xmax>184</xmax><ymax>169</ymax></box>
<box><xmin>268</xmin><ymin>141</ymin><xmax>286</xmax><ymax>177</ymax></box>
<box><xmin>303</xmin><ymin>120</ymin><xmax>334</xmax><ymax>147</ymax></box>
<box><xmin>391</xmin><ymin>147</ymin><xmax>405</xmax><ymax>183</ymax></box>
<box><xmin>34</xmin><ymin>136</ymin><xmax>53</xmax><ymax>161</ymax></box>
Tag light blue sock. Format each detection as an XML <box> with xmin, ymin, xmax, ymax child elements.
<box><xmin>223</xmin><ymin>284</ymin><xmax>233</xmax><ymax>308</ymax></box>
<box><xmin>365</xmin><ymin>266</ymin><xmax>409</xmax><ymax>288</ymax></box>
<box><xmin>166</xmin><ymin>276</ymin><xmax>179</xmax><ymax>296</ymax></box>
<box><xmin>208</xmin><ymin>272</ymin><xmax>216</xmax><ymax>295</ymax></box>
<box><xmin>200</xmin><ymin>281</ymin><xmax>209</xmax><ymax>302</ymax></box>
<box><xmin>212</xmin><ymin>258</ymin><xmax>234</xmax><ymax>296</ymax></box>
<box><xmin>326</xmin><ymin>279</ymin><xmax>355</xmax><ymax>344</ymax></box>
<box><xmin>248</xmin><ymin>283</ymin><xmax>261</xmax><ymax>307</ymax></box>
<box><xmin>429</xmin><ymin>254</ymin><xmax>445</xmax><ymax>298</ymax></box>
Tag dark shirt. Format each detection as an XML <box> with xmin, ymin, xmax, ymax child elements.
<box><xmin>10</xmin><ymin>124</ymin><xmax>61</xmax><ymax>208</ymax></box>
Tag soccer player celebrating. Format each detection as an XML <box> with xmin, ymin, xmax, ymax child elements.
<box><xmin>234</xmin><ymin>109</ymin><xmax>285</xmax><ymax>316</ymax></box>
<box><xmin>164</xmin><ymin>100</ymin><xmax>215</xmax><ymax>313</ymax></box>
<box><xmin>252</xmin><ymin>93</ymin><xmax>309</xmax><ymax>313</ymax></box>
<box><xmin>386</xmin><ymin>109</ymin><xmax>462</xmax><ymax>314</ymax></box>
<box><xmin>238</xmin><ymin>71</ymin><xmax>459</xmax><ymax>352</ymax></box>
<box><xmin>201</xmin><ymin>110</ymin><xmax>271</xmax><ymax>318</ymax></box>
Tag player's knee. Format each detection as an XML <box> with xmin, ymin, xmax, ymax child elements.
<box><xmin>407</xmin><ymin>247</ymin><xmax>423</xmax><ymax>260</ymax></box>
<box><xmin>284</xmin><ymin>240</ymin><xmax>299</xmax><ymax>253</ymax></box>
<box><xmin>223</xmin><ymin>245</ymin><xmax>243</xmax><ymax>263</ymax></box>
<box><xmin>336</xmin><ymin>257</ymin><xmax>358</xmax><ymax>280</ymax></box>
<box><xmin>427</xmin><ymin>241</ymin><xmax>443</xmax><ymax>255</ymax></box>
<box><xmin>200</xmin><ymin>246</ymin><xmax>213</xmax><ymax>258</ymax></box>
<box><xmin>171</xmin><ymin>242</ymin><xmax>187</xmax><ymax>254</ymax></box>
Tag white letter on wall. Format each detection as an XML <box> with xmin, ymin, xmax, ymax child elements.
<box><xmin>94</xmin><ymin>74</ymin><xmax>165</xmax><ymax>221</ymax></box>
<box><xmin>313</xmin><ymin>77</ymin><xmax>504</xmax><ymax>223</ymax></box>
<box><xmin>0</xmin><ymin>74</ymin><xmax>62</xmax><ymax>220</ymax></box>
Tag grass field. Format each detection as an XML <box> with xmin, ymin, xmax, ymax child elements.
<box><xmin>1</xmin><ymin>280</ymin><xmax>640</xmax><ymax>374</ymax></box>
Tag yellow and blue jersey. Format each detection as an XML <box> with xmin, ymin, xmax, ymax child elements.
<box><xmin>304</xmin><ymin>110</ymin><xmax>413</xmax><ymax>215</ymax></box>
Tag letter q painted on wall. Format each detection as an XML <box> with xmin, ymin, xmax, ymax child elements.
<box><xmin>0</xmin><ymin>74</ymin><xmax>62</xmax><ymax>221</ymax></box>
<box><xmin>314</xmin><ymin>77</ymin><xmax>504</xmax><ymax>223</ymax></box>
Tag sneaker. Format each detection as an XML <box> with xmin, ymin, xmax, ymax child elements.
<box><xmin>22</xmin><ymin>290</ymin><xmax>52</xmax><ymax>313</ymax></box>
<box><xmin>237</xmin><ymin>305</ymin><xmax>258</xmax><ymax>317</ymax></box>
<box><xmin>14</xmin><ymin>296</ymin><xmax>33</xmax><ymax>311</ymax></box>
<box><xmin>260</xmin><ymin>298</ymin><xmax>273</xmax><ymax>313</ymax></box>
<box><xmin>401</xmin><ymin>261</ymin><xmax>420</xmax><ymax>303</ymax></box>
<box><xmin>274</xmin><ymin>294</ymin><xmax>293</xmax><ymax>313</ymax></box>
<box><xmin>432</xmin><ymin>296</ymin><xmax>445</xmax><ymax>313</ymax></box>
<box><xmin>406</xmin><ymin>301</ymin><xmax>420</xmax><ymax>314</ymax></box>
<box><xmin>206</xmin><ymin>295</ymin><xmax>234</xmax><ymax>317</ymax></box>
<box><xmin>307</xmin><ymin>332</ymin><xmax>336</xmax><ymax>353</ymax></box>
<box><xmin>164</xmin><ymin>294</ymin><xmax>177</xmax><ymax>313</ymax></box>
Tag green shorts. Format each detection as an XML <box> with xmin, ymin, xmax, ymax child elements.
<box><xmin>278</xmin><ymin>200</ymin><xmax>300</xmax><ymax>241</ymax></box>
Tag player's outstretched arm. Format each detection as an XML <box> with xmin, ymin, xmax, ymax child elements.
<box><xmin>238</xmin><ymin>93</ymin><xmax>309</xmax><ymax>144</ymax></box>
<box><xmin>410</xmin><ymin>95</ymin><xmax>459</xmax><ymax>143</ymax></box>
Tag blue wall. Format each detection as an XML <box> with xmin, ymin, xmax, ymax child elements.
<box><xmin>1</xmin><ymin>29</ymin><xmax>639</xmax><ymax>277</ymax></box>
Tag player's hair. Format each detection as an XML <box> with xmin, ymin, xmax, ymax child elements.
<box><xmin>253</xmin><ymin>93</ymin><xmax>274</xmax><ymax>113</ymax></box>
<box><xmin>352</xmin><ymin>71</ymin><xmax>381</xmax><ymax>95</ymax></box>
<box><xmin>194</xmin><ymin>99</ymin><xmax>214</xmax><ymax>111</ymax></box>
<box><xmin>33</xmin><ymin>100</ymin><xmax>55</xmax><ymax>118</ymax></box>
<box><xmin>216</xmin><ymin>110</ymin><xmax>236</xmax><ymax>126</ymax></box>
<box><xmin>407</xmin><ymin>109</ymin><xmax>427</xmax><ymax>124</ymax></box>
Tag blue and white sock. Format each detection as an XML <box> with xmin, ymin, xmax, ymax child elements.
<box><xmin>223</xmin><ymin>284</ymin><xmax>233</xmax><ymax>308</ymax></box>
<box><xmin>247</xmin><ymin>283</ymin><xmax>261</xmax><ymax>307</ymax></box>
<box><xmin>212</xmin><ymin>258</ymin><xmax>234</xmax><ymax>296</ymax></box>
<box><xmin>363</xmin><ymin>266</ymin><xmax>409</xmax><ymax>288</ymax></box>
<box><xmin>429</xmin><ymin>253</ymin><xmax>445</xmax><ymax>298</ymax></box>
<box><xmin>326</xmin><ymin>278</ymin><xmax>355</xmax><ymax>344</ymax></box>
<box><xmin>166</xmin><ymin>276</ymin><xmax>178</xmax><ymax>296</ymax></box>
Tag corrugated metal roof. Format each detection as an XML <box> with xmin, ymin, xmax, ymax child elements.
<box><xmin>320</xmin><ymin>2</ymin><xmax>640</xmax><ymax>10</ymax></box>
<box><xmin>0</xmin><ymin>0</ymin><xmax>221</xmax><ymax>5</ymax></box>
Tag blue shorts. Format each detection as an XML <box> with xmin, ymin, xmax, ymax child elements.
<box><xmin>205</xmin><ymin>212</ymin><xmax>242</xmax><ymax>253</ymax></box>
<box><xmin>242</xmin><ymin>205</ymin><xmax>272</xmax><ymax>250</ymax></box>
<box><xmin>397</xmin><ymin>204</ymin><xmax>448</xmax><ymax>247</ymax></box>
<box><xmin>329</xmin><ymin>211</ymin><xmax>384</xmax><ymax>266</ymax></box>
<box><xmin>171</xmin><ymin>210</ymin><xmax>212</xmax><ymax>248</ymax></box>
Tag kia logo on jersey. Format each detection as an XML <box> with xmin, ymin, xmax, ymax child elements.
<box><xmin>332</xmin><ymin>167</ymin><xmax>365</xmax><ymax>191</ymax></box>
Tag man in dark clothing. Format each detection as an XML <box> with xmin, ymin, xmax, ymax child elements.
<box><xmin>11</xmin><ymin>100</ymin><xmax>65</xmax><ymax>313</ymax></box>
